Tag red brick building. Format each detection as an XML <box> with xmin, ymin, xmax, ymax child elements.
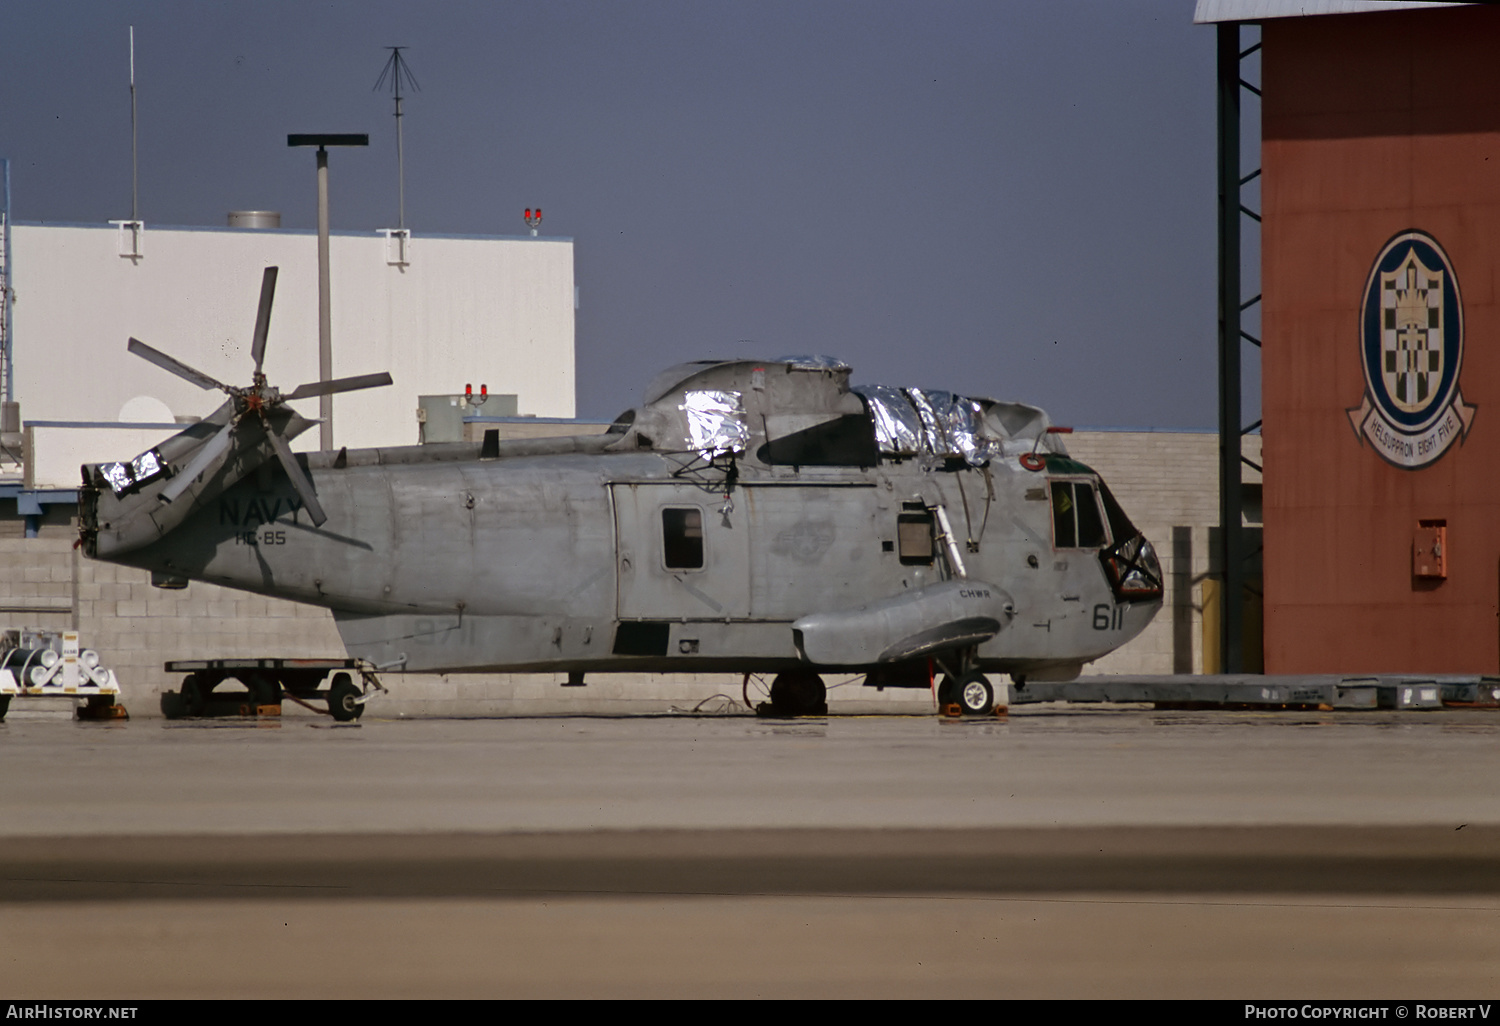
<box><xmin>1221</xmin><ymin>2</ymin><xmax>1500</xmax><ymax>670</ymax></box>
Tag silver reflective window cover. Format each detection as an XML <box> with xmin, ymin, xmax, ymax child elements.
<box><xmin>775</xmin><ymin>354</ymin><xmax>851</xmax><ymax>371</ymax></box>
<box><xmin>101</xmin><ymin>448</ymin><xmax>166</xmax><ymax>496</ymax></box>
<box><xmin>856</xmin><ymin>384</ymin><xmax>924</xmax><ymax>455</ymax></box>
<box><xmin>853</xmin><ymin>386</ymin><xmax>1005</xmax><ymax>465</ymax></box>
<box><xmin>132</xmin><ymin>449</ymin><xmax>163</xmax><ymax>483</ymax></box>
<box><xmin>904</xmin><ymin>388</ymin><xmax>951</xmax><ymax>454</ymax></box>
<box><xmin>680</xmin><ymin>389</ymin><xmax>749</xmax><ymax>455</ymax></box>
<box><xmin>100</xmin><ymin>462</ymin><xmax>133</xmax><ymax>495</ymax></box>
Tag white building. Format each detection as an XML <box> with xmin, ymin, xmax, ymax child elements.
<box><xmin>8</xmin><ymin>221</ymin><xmax>575</xmax><ymax>490</ymax></box>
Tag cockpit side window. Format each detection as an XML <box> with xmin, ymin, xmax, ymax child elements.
<box><xmin>662</xmin><ymin>507</ymin><xmax>704</xmax><ymax>569</ymax></box>
<box><xmin>1051</xmin><ymin>483</ymin><xmax>1077</xmax><ymax>549</ymax></box>
<box><xmin>1075</xmin><ymin>482</ymin><xmax>1106</xmax><ymax>548</ymax></box>
<box><xmin>1050</xmin><ymin>480</ymin><xmax>1109</xmax><ymax>550</ymax></box>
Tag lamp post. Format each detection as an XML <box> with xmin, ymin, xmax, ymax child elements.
<box><xmin>288</xmin><ymin>133</ymin><xmax>368</xmax><ymax>451</ymax></box>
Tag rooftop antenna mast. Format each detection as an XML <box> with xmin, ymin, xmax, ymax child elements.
<box><xmin>130</xmin><ymin>26</ymin><xmax>138</xmax><ymax>223</ymax></box>
<box><xmin>111</xmin><ymin>27</ymin><xmax>144</xmax><ymax>261</ymax></box>
<box><xmin>373</xmin><ymin>46</ymin><xmax>420</xmax><ymax>230</ymax></box>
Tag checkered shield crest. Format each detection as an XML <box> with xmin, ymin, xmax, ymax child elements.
<box><xmin>1381</xmin><ymin>249</ymin><xmax>1445</xmax><ymax>414</ymax></box>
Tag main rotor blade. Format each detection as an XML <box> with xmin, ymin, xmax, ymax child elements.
<box><xmin>283</xmin><ymin>371</ymin><xmax>394</xmax><ymax>401</ymax></box>
<box><xmin>158</xmin><ymin>420</ymin><xmax>235</xmax><ymax>505</ymax></box>
<box><xmin>128</xmin><ymin>338</ymin><xmax>230</xmax><ymax>392</ymax></box>
<box><xmin>249</xmin><ymin>266</ymin><xmax>279</xmax><ymax>375</ymax></box>
<box><xmin>266</xmin><ymin>428</ymin><xmax>329</xmax><ymax>527</ymax></box>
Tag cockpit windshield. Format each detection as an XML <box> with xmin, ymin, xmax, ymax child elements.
<box><xmin>1096</xmin><ymin>478</ymin><xmax>1163</xmax><ymax>601</ymax></box>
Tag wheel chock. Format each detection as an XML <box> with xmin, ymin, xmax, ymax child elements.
<box><xmin>76</xmin><ymin>697</ymin><xmax>128</xmax><ymax>721</ymax></box>
<box><xmin>940</xmin><ymin>702</ymin><xmax>963</xmax><ymax>718</ymax></box>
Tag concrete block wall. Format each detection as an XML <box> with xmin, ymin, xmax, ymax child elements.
<box><xmin>0</xmin><ymin>537</ymin><xmax>344</xmax><ymax>715</ymax></box>
<box><xmin>1066</xmin><ymin>430</ymin><xmax>1261</xmax><ymax>675</ymax></box>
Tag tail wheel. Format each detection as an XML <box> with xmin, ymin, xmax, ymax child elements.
<box><xmin>328</xmin><ymin>673</ymin><xmax>364</xmax><ymax>722</ymax></box>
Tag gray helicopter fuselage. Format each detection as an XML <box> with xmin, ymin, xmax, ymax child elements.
<box><xmin>82</xmin><ymin>358</ymin><xmax>1161</xmax><ymax>683</ymax></box>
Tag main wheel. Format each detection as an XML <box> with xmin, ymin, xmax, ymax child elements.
<box><xmin>767</xmin><ymin>670</ymin><xmax>827</xmax><ymax>716</ymax></box>
<box><xmin>328</xmin><ymin>673</ymin><xmax>364</xmax><ymax>722</ymax></box>
<box><xmin>957</xmin><ymin>672</ymin><xmax>995</xmax><ymax>716</ymax></box>
<box><xmin>0</xmin><ymin>694</ymin><xmax>9</xmax><ymax>721</ymax></box>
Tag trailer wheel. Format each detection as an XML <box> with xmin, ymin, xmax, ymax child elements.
<box><xmin>245</xmin><ymin>671</ymin><xmax>281</xmax><ymax>706</ymax></box>
<box><xmin>328</xmin><ymin>673</ymin><xmax>363</xmax><ymax>722</ymax></box>
<box><xmin>160</xmin><ymin>690</ymin><xmax>186</xmax><ymax>719</ymax></box>
<box><xmin>180</xmin><ymin>674</ymin><xmax>206</xmax><ymax>717</ymax></box>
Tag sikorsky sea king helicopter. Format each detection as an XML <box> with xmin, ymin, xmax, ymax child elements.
<box><xmin>80</xmin><ymin>267</ymin><xmax>1163</xmax><ymax>718</ymax></box>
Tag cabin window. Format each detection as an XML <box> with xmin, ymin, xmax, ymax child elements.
<box><xmin>897</xmin><ymin>511</ymin><xmax>935</xmax><ymax>565</ymax></box>
<box><xmin>662</xmin><ymin>507</ymin><xmax>705</xmax><ymax>569</ymax></box>
<box><xmin>1051</xmin><ymin>480</ymin><xmax>1108</xmax><ymax>550</ymax></box>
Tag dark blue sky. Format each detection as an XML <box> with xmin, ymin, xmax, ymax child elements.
<box><xmin>1</xmin><ymin>1</ymin><xmax>1253</xmax><ymax>427</ymax></box>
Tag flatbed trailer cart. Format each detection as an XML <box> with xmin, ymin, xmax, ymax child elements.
<box><xmin>160</xmin><ymin>658</ymin><xmax>386</xmax><ymax>721</ymax></box>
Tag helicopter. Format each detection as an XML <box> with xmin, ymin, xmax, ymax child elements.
<box><xmin>79</xmin><ymin>267</ymin><xmax>1164</xmax><ymax>718</ymax></box>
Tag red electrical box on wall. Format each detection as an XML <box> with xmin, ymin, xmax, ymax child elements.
<box><xmin>1413</xmin><ymin>520</ymin><xmax>1447</xmax><ymax>580</ymax></box>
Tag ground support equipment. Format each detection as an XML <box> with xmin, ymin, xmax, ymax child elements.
<box><xmin>160</xmin><ymin>657</ymin><xmax>386</xmax><ymax>721</ymax></box>
<box><xmin>0</xmin><ymin>629</ymin><xmax>126</xmax><ymax>721</ymax></box>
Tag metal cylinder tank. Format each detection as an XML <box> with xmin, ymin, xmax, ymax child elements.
<box><xmin>227</xmin><ymin>211</ymin><xmax>281</xmax><ymax>229</ymax></box>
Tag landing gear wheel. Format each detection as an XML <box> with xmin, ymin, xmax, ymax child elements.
<box><xmin>0</xmin><ymin>694</ymin><xmax>9</xmax><ymax>721</ymax></box>
<box><xmin>957</xmin><ymin>672</ymin><xmax>995</xmax><ymax>716</ymax></box>
<box><xmin>937</xmin><ymin>672</ymin><xmax>994</xmax><ymax>716</ymax></box>
<box><xmin>765</xmin><ymin>670</ymin><xmax>827</xmax><ymax>717</ymax></box>
<box><xmin>328</xmin><ymin>673</ymin><xmax>364</xmax><ymax>722</ymax></box>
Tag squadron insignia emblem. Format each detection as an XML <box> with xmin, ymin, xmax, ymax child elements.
<box><xmin>1347</xmin><ymin>229</ymin><xmax>1476</xmax><ymax>468</ymax></box>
